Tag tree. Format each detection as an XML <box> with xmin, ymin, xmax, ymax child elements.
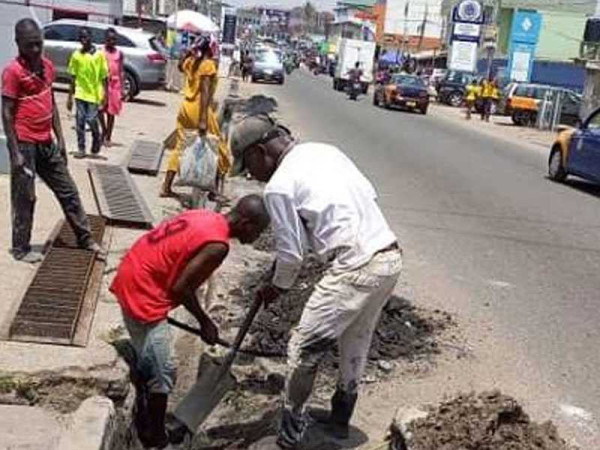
<box><xmin>303</xmin><ymin>1</ymin><xmax>317</xmax><ymax>33</ymax></box>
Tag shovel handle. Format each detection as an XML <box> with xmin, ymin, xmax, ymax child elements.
<box><xmin>231</xmin><ymin>295</ymin><xmax>263</xmax><ymax>352</ymax></box>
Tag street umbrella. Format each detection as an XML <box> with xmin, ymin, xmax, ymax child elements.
<box><xmin>167</xmin><ymin>10</ymin><xmax>219</xmax><ymax>33</ymax></box>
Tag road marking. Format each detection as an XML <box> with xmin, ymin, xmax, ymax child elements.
<box><xmin>559</xmin><ymin>403</ymin><xmax>597</xmax><ymax>435</ymax></box>
<box><xmin>487</xmin><ymin>279</ymin><xmax>514</xmax><ymax>289</ymax></box>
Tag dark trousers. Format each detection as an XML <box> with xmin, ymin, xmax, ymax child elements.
<box><xmin>76</xmin><ymin>99</ymin><xmax>101</xmax><ymax>155</ymax></box>
<box><xmin>11</xmin><ymin>141</ymin><xmax>92</xmax><ymax>254</ymax></box>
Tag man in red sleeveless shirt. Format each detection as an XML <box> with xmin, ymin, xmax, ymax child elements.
<box><xmin>110</xmin><ymin>194</ymin><xmax>269</xmax><ymax>449</ymax></box>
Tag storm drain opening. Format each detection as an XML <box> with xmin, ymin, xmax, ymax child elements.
<box><xmin>88</xmin><ymin>163</ymin><xmax>154</xmax><ymax>229</ymax></box>
<box><xmin>9</xmin><ymin>216</ymin><xmax>107</xmax><ymax>346</ymax></box>
<box><xmin>127</xmin><ymin>140</ymin><xmax>164</xmax><ymax>176</ymax></box>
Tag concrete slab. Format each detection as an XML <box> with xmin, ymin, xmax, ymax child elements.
<box><xmin>0</xmin><ymin>405</ymin><xmax>61</xmax><ymax>450</ymax></box>
<box><xmin>58</xmin><ymin>396</ymin><xmax>115</xmax><ymax>450</ymax></box>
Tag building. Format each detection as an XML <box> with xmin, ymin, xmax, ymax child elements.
<box><xmin>377</xmin><ymin>0</ymin><xmax>444</xmax><ymax>51</ymax></box>
<box><xmin>330</xmin><ymin>0</ymin><xmax>376</xmax><ymax>41</ymax></box>
<box><xmin>442</xmin><ymin>0</ymin><xmax>595</xmax><ymax>62</ymax></box>
<box><xmin>28</xmin><ymin>0</ymin><xmax>123</xmax><ymax>23</ymax></box>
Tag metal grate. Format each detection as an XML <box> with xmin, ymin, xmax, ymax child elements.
<box><xmin>127</xmin><ymin>140</ymin><xmax>164</xmax><ymax>176</ymax></box>
<box><xmin>53</xmin><ymin>215</ymin><xmax>106</xmax><ymax>249</ymax></box>
<box><xmin>88</xmin><ymin>163</ymin><xmax>154</xmax><ymax>228</ymax></box>
<box><xmin>10</xmin><ymin>247</ymin><xmax>96</xmax><ymax>343</ymax></box>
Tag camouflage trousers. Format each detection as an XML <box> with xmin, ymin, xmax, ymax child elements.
<box><xmin>11</xmin><ymin>141</ymin><xmax>92</xmax><ymax>255</ymax></box>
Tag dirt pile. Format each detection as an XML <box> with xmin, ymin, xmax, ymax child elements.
<box><xmin>240</xmin><ymin>227</ymin><xmax>454</xmax><ymax>377</ymax></box>
<box><xmin>394</xmin><ymin>391</ymin><xmax>574</xmax><ymax>450</ymax></box>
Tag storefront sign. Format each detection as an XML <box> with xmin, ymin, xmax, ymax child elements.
<box><xmin>449</xmin><ymin>40</ymin><xmax>478</xmax><ymax>72</ymax></box>
<box><xmin>507</xmin><ymin>11</ymin><xmax>542</xmax><ymax>82</ymax></box>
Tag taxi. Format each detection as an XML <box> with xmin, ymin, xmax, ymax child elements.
<box><xmin>548</xmin><ymin>107</ymin><xmax>600</xmax><ymax>183</ymax></box>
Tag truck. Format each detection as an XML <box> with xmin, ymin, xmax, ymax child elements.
<box><xmin>333</xmin><ymin>38</ymin><xmax>376</xmax><ymax>94</ymax></box>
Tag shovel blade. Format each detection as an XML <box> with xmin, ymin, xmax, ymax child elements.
<box><xmin>174</xmin><ymin>353</ymin><xmax>236</xmax><ymax>433</ymax></box>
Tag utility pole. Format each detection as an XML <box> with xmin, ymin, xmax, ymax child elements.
<box><xmin>485</xmin><ymin>0</ymin><xmax>500</xmax><ymax>79</ymax></box>
<box><xmin>581</xmin><ymin>0</ymin><xmax>600</xmax><ymax>117</ymax></box>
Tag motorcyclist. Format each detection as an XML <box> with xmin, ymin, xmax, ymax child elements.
<box><xmin>347</xmin><ymin>62</ymin><xmax>363</xmax><ymax>99</ymax></box>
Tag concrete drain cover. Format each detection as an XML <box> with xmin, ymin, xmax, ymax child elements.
<box><xmin>88</xmin><ymin>163</ymin><xmax>154</xmax><ymax>228</ymax></box>
<box><xmin>127</xmin><ymin>140</ymin><xmax>164</xmax><ymax>176</ymax></box>
<box><xmin>9</xmin><ymin>217</ymin><xmax>107</xmax><ymax>345</ymax></box>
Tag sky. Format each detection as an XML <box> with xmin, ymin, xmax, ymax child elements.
<box><xmin>228</xmin><ymin>0</ymin><xmax>337</xmax><ymax>13</ymax></box>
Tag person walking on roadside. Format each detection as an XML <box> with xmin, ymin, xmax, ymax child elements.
<box><xmin>230</xmin><ymin>114</ymin><xmax>403</xmax><ymax>449</ymax></box>
<box><xmin>99</xmin><ymin>28</ymin><xmax>124</xmax><ymax>148</ymax></box>
<box><xmin>487</xmin><ymin>79</ymin><xmax>500</xmax><ymax>122</ymax></box>
<box><xmin>110</xmin><ymin>195</ymin><xmax>270</xmax><ymax>449</ymax></box>
<box><xmin>465</xmin><ymin>79</ymin><xmax>481</xmax><ymax>120</ymax></box>
<box><xmin>480</xmin><ymin>78</ymin><xmax>493</xmax><ymax>122</ymax></box>
<box><xmin>67</xmin><ymin>27</ymin><xmax>108</xmax><ymax>158</ymax></box>
<box><xmin>160</xmin><ymin>36</ymin><xmax>232</xmax><ymax>198</ymax></box>
<box><xmin>2</xmin><ymin>19</ymin><xmax>105</xmax><ymax>263</ymax></box>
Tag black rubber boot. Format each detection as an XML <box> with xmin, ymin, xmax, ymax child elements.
<box><xmin>140</xmin><ymin>393</ymin><xmax>169</xmax><ymax>449</ymax></box>
<box><xmin>313</xmin><ymin>389</ymin><xmax>358</xmax><ymax>440</ymax></box>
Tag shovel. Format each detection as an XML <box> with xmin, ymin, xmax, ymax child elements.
<box><xmin>173</xmin><ymin>295</ymin><xmax>263</xmax><ymax>433</ymax></box>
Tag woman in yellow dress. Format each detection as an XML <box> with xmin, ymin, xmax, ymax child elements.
<box><xmin>160</xmin><ymin>36</ymin><xmax>232</xmax><ymax>197</ymax></box>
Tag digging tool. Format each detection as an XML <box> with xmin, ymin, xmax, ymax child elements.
<box><xmin>167</xmin><ymin>316</ymin><xmax>285</xmax><ymax>358</ymax></box>
<box><xmin>173</xmin><ymin>295</ymin><xmax>264</xmax><ymax>433</ymax></box>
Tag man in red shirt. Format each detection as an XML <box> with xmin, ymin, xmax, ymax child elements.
<box><xmin>110</xmin><ymin>194</ymin><xmax>269</xmax><ymax>449</ymax></box>
<box><xmin>2</xmin><ymin>19</ymin><xmax>103</xmax><ymax>263</ymax></box>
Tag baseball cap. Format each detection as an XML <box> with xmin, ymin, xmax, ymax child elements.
<box><xmin>230</xmin><ymin>113</ymin><xmax>278</xmax><ymax>176</ymax></box>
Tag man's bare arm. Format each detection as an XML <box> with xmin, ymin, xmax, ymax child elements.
<box><xmin>199</xmin><ymin>75</ymin><xmax>211</xmax><ymax>133</ymax></box>
<box><xmin>2</xmin><ymin>96</ymin><xmax>22</xmax><ymax>169</ymax></box>
<box><xmin>51</xmin><ymin>91</ymin><xmax>67</xmax><ymax>162</ymax></box>
<box><xmin>171</xmin><ymin>243</ymin><xmax>229</xmax><ymax>342</ymax></box>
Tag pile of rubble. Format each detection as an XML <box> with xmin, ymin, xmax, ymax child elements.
<box><xmin>391</xmin><ymin>391</ymin><xmax>575</xmax><ymax>450</ymax></box>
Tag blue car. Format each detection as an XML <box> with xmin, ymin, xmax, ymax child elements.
<box><xmin>548</xmin><ymin>108</ymin><xmax>598</xmax><ymax>183</ymax></box>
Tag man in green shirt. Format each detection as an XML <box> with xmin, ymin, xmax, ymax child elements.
<box><xmin>67</xmin><ymin>27</ymin><xmax>108</xmax><ymax>158</ymax></box>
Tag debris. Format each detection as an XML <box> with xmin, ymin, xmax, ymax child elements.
<box><xmin>390</xmin><ymin>391</ymin><xmax>576</xmax><ymax>450</ymax></box>
<box><xmin>378</xmin><ymin>361</ymin><xmax>394</xmax><ymax>373</ymax></box>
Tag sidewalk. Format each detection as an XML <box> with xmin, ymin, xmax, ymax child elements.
<box><xmin>430</xmin><ymin>103</ymin><xmax>557</xmax><ymax>152</ymax></box>
<box><xmin>0</xmin><ymin>77</ymin><xmax>231</xmax><ymax>449</ymax></box>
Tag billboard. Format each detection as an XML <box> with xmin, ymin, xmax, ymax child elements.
<box><xmin>383</xmin><ymin>0</ymin><xmax>443</xmax><ymax>40</ymax></box>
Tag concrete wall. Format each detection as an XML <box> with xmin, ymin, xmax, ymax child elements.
<box><xmin>536</xmin><ymin>11</ymin><xmax>587</xmax><ymax>61</ymax></box>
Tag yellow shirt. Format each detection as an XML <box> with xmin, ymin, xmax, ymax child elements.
<box><xmin>68</xmin><ymin>49</ymin><xmax>108</xmax><ymax>104</ymax></box>
<box><xmin>466</xmin><ymin>85</ymin><xmax>481</xmax><ymax>102</ymax></box>
<box><xmin>482</xmin><ymin>82</ymin><xmax>494</xmax><ymax>98</ymax></box>
<box><xmin>182</xmin><ymin>58</ymin><xmax>217</xmax><ymax>104</ymax></box>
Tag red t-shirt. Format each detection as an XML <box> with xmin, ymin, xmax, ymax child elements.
<box><xmin>110</xmin><ymin>210</ymin><xmax>231</xmax><ymax>323</ymax></box>
<box><xmin>1</xmin><ymin>57</ymin><xmax>56</xmax><ymax>143</ymax></box>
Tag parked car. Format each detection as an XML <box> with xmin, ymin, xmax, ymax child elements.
<box><xmin>43</xmin><ymin>20</ymin><xmax>167</xmax><ymax>100</ymax></box>
<box><xmin>508</xmin><ymin>83</ymin><xmax>581</xmax><ymax>127</ymax></box>
<box><xmin>437</xmin><ymin>70</ymin><xmax>477</xmax><ymax>107</ymax></box>
<box><xmin>373</xmin><ymin>73</ymin><xmax>429</xmax><ymax>114</ymax></box>
<box><xmin>251</xmin><ymin>48</ymin><xmax>284</xmax><ymax>84</ymax></box>
<box><xmin>548</xmin><ymin>107</ymin><xmax>600</xmax><ymax>183</ymax></box>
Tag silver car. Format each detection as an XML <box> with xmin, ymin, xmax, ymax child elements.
<box><xmin>43</xmin><ymin>20</ymin><xmax>167</xmax><ymax>100</ymax></box>
<box><xmin>251</xmin><ymin>49</ymin><xmax>285</xmax><ymax>84</ymax></box>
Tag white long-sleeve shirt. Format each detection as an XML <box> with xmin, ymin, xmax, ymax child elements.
<box><xmin>264</xmin><ymin>142</ymin><xmax>397</xmax><ymax>289</ymax></box>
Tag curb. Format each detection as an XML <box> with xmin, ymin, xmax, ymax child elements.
<box><xmin>58</xmin><ymin>396</ymin><xmax>116</xmax><ymax>450</ymax></box>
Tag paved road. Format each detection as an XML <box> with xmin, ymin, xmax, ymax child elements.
<box><xmin>248</xmin><ymin>70</ymin><xmax>600</xmax><ymax>446</ymax></box>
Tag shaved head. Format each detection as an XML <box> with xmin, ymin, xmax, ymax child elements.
<box><xmin>15</xmin><ymin>18</ymin><xmax>39</xmax><ymax>37</ymax></box>
<box><xmin>227</xmin><ymin>194</ymin><xmax>270</xmax><ymax>244</ymax></box>
<box><xmin>14</xmin><ymin>18</ymin><xmax>43</xmax><ymax>64</ymax></box>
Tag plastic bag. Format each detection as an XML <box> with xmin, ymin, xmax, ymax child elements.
<box><xmin>176</xmin><ymin>134</ymin><xmax>218</xmax><ymax>190</ymax></box>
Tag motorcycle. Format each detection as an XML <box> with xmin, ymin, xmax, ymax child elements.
<box><xmin>348</xmin><ymin>81</ymin><xmax>362</xmax><ymax>100</ymax></box>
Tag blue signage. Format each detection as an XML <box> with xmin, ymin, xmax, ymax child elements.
<box><xmin>510</xmin><ymin>10</ymin><xmax>542</xmax><ymax>45</ymax></box>
<box><xmin>507</xmin><ymin>11</ymin><xmax>542</xmax><ymax>82</ymax></box>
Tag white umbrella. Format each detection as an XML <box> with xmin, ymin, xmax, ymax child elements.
<box><xmin>167</xmin><ymin>10</ymin><xmax>219</xmax><ymax>34</ymax></box>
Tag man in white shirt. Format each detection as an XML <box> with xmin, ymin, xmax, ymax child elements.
<box><xmin>231</xmin><ymin>114</ymin><xmax>403</xmax><ymax>448</ymax></box>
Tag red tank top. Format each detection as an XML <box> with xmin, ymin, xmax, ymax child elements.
<box><xmin>110</xmin><ymin>210</ymin><xmax>230</xmax><ymax>323</ymax></box>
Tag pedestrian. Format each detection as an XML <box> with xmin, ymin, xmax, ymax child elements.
<box><xmin>465</xmin><ymin>79</ymin><xmax>480</xmax><ymax>120</ymax></box>
<box><xmin>66</xmin><ymin>27</ymin><xmax>108</xmax><ymax>158</ymax></box>
<box><xmin>2</xmin><ymin>19</ymin><xmax>105</xmax><ymax>263</ymax></box>
<box><xmin>242</xmin><ymin>50</ymin><xmax>253</xmax><ymax>82</ymax></box>
<box><xmin>480</xmin><ymin>78</ymin><xmax>493</xmax><ymax>122</ymax></box>
<box><xmin>99</xmin><ymin>28</ymin><xmax>124</xmax><ymax>148</ymax></box>
<box><xmin>230</xmin><ymin>114</ymin><xmax>403</xmax><ymax>449</ymax></box>
<box><xmin>160</xmin><ymin>36</ymin><xmax>232</xmax><ymax>198</ymax></box>
<box><xmin>110</xmin><ymin>195</ymin><xmax>270</xmax><ymax>449</ymax></box>
<box><xmin>488</xmin><ymin>79</ymin><xmax>500</xmax><ymax>122</ymax></box>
